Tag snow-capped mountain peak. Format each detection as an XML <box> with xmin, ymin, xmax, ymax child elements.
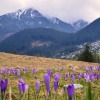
<box><xmin>49</xmin><ymin>17</ymin><xmax>60</xmax><ymax>24</ymax></box>
<box><xmin>22</xmin><ymin>8</ymin><xmax>42</xmax><ymax>17</ymax></box>
<box><xmin>53</xmin><ymin>18</ymin><xmax>61</xmax><ymax>24</ymax></box>
<box><xmin>0</xmin><ymin>7</ymin><xmax>80</xmax><ymax>38</ymax></box>
<box><xmin>7</xmin><ymin>8</ymin><xmax>42</xmax><ymax>20</ymax></box>
<box><xmin>72</xmin><ymin>20</ymin><xmax>88</xmax><ymax>31</ymax></box>
<box><xmin>7</xmin><ymin>8</ymin><xmax>25</xmax><ymax>20</ymax></box>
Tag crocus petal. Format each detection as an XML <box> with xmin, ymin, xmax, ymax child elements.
<box><xmin>44</xmin><ymin>74</ymin><xmax>50</xmax><ymax>93</ymax></box>
<box><xmin>67</xmin><ymin>84</ymin><xmax>75</xmax><ymax>100</ymax></box>
<box><xmin>4</xmin><ymin>79</ymin><xmax>8</xmax><ymax>92</ymax></box>
<box><xmin>18</xmin><ymin>83</ymin><xmax>22</xmax><ymax>93</ymax></box>
<box><xmin>24</xmin><ymin>84</ymin><xmax>29</xmax><ymax>93</ymax></box>
<box><xmin>54</xmin><ymin>73</ymin><xmax>60</xmax><ymax>82</ymax></box>
<box><xmin>19</xmin><ymin>79</ymin><xmax>25</xmax><ymax>84</ymax></box>
<box><xmin>54</xmin><ymin>81</ymin><xmax>58</xmax><ymax>92</ymax></box>
<box><xmin>36</xmin><ymin>81</ymin><xmax>40</xmax><ymax>94</ymax></box>
<box><xmin>47</xmin><ymin>69</ymin><xmax>53</xmax><ymax>76</ymax></box>
<box><xmin>0</xmin><ymin>79</ymin><xmax>8</xmax><ymax>93</ymax></box>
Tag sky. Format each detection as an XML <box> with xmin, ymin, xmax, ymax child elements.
<box><xmin>0</xmin><ymin>0</ymin><xmax>100</xmax><ymax>23</ymax></box>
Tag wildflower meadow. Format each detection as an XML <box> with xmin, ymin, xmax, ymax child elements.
<box><xmin>0</xmin><ymin>65</ymin><xmax>100</xmax><ymax>100</ymax></box>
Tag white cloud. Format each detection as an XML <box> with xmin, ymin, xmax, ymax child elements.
<box><xmin>0</xmin><ymin>0</ymin><xmax>100</xmax><ymax>23</ymax></box>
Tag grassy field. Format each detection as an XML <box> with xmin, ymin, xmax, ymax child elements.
<box><xmin>0</xmin><ymin>52</ymin><xmax>99</xmax><ymax>69</ymax></box>
<box><xmin>0</xmin><ymin>52</ymin><xmax>100</xmax><ymax>100</ymax></box>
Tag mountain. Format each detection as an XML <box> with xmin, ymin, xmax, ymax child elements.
<box><xmin>61</xmin><ymin>18</ymin><xmax>100</xmax><ymax>59</ymax></box>
<box><xmin>0</xmin><ymin>18</ymin><xmax>100</xmax><ymax>58</ymax></box>
<box><xmin>0</xmin><ymin>7</ymin><xmax>100</xmax><ymax>58</ymax></box>
<box><xmin>76</xmin><ymin>18</ymin><xmax>100</xmax><ymax>43</ymax></box>
<box><xmin>0</xmin><ymin>8</ymin><xmax>75</xmax><ymax>41</ymax></box>
<box><xmin>70</xmin><ymin>18</ymin><xmax>100</xmax><ymax>54</ymax></box>
<box><xmin>72</xmin><ymin>20</ymin><xmax>88</xmax><ymax>31</ymax></box>
<box><xmin>65</xmin><ymin>40</ymin><xmax>100</xmax><ymax>59</ymax></box>
<box><xmin>0</xmin><ymin>28</ymin><xmax>74</xmax><ymax>57</ymax></box>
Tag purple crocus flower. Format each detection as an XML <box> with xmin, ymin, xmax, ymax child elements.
<box><xmin>96</xmin><ymin>74</ymin><xmax>100</xmax><ymax>80</ymax></box>
<box><xmin>89</xmin><ymin>66</ymin><xmax>93</xmax><ymax>71</ymax></box>
<box><xmin>18</xmin><ymin>79</ymin><xmax>29</xmax><ymax>94</ymax></box>
<box><xmin>17</xmin><ymin>72</ymin><xmax>20</xmax><ymax>77</ymax></box>
<box><xmin>64</xmin><ymin>74</ymin><xmax>67</xmax><ymax>81</ymax></box>
<box><xmin>18</xmin><ymin>83</ymin><xmax>22</xmax><ymax>93</ymax></box>
<box><xmin>98</xmin><ymin>66</ymin><xmax>100</xmax><ymax>72</ymax></box>
<box><xmin>71</xmin><ymin>67</ymin><xmax>75</xmax><ymax>71</ymax></box>
<box><xmin>67</xmin><ymin>84</ymin><xmax>75</xmax><ymax>100</ymax></box>
<box><xmin>19</xmin><ymin>79</ymin><xmax>25</xmax><ymax>84</ymax></box>
<box><xmin>0</xmin><ymin>79</ymin><xmax>8</xmax><ymax>93</ymax></box>
<box><xmin>35</xmin><ymin>81</ymin><xmax>40</xmax><ymax>94</ymax></box>
<box><xmin>54</xmin><ymin>73</ymin><xmax>60</xmax><ymax>82</ymax></box>
<box><xmin>84</xmin><ymin>67</ymin><xmax>89</xmax><ymax>72</ymax></box>
<box><xmin>18</xmin><ymin>83</ymin><xmax>29</xmax><ymax>94</ymax></box>
<box><xmin>74</xmin><ymin>72</ymin><xmax>76</xmax><ymax>76</ymax></box>
<box><xmin>4</xmin><ymin>70</ymin><xmax>9</xmax><ymax>75</ymax></box>
<box><xmin>90</xmin><ymin>74</ymin><xmax>94</xmax><ymax>82</ymax></box>
<box><xmin>23</xmin><ymin>84</ymin><xmax>29</xmax><ymax>93</ymax></box>
<box><xmin>47</xmin><ymin>69</ymin><xmax>53</xmax><ymax>76</ymax></box>
<box><xmin>44</xmin><ymin>74</ymin><xmax>50</xmax><ymax>94</ymax></box>
<box><xmin>53</xmin><ymin>73</ymin><xmax>60</xmax><ymax>92</ymax></box>
<box><xmin>67</xmin><ymin>72</ymin><xmax>71</xmax><ymax>77</ymax></box>
<box><xmin>71</xmin><ymin>75</ymin><xmax>75</xmax><ymax>83</ymax></box>
<box><xmin>32</xmin><ymin>68</ymin><xmax>37</xmax><ymax>74</ymax></box>
<box><xmin>84</xmin><ymin>73</ymin><xmax>90</xmax><ymax>82</ymax></box>
<box><xmin>78</xmin><ymin>73</ymin><xmax>82</xmax><ymax>80</ymax></box>
<box><xmin>54</xmin><ymin>81</ymin><xmax>58</xmax><ymax>92</ymax></box>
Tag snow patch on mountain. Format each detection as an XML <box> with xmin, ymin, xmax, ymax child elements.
<box><xmin>7</xmin><ymin>9</ymin><xmax>26</xmax><ymax>20</ymax></box>
<box><xmin>39</xmin><ymin>22</ymin><xmax>42</xmax><ymax>24</ymax></box>
<box><xmin>32</xmin><ymin>41</ymin><xmax>52</xmax><ymax>47</ymax></box>
<box><xmin>62</xmin><ymin>40</ymin><xmax>100</xmax><ymax>59</ymax></box>
<box><xmin>7</xmin><ymin>8</ymin><xmax>42</xmax><ymax>20</ymax></box>
<box><xmin>52</xmin><ymin>18</ymin><xmax>59</xmax><ymax>24</ymax></box>
<box><xmin>72</xmin><ymin>20</ymin><xmax>88</xmax><ymax>31</ymax></box>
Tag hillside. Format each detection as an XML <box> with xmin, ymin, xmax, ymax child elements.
<box><xmin>64</xmin><ymin>17</ymin><xmax>100</xmax><ymax>58</ymax></box>
<box><xmin>0</xmin><ymin>28</ymin><xmax>74</xmax><ymax>57</ymax></box>
<box><xmin>0</xmin><ymin>18</ymin><xmax>100</xmax><ymax>58</ymax></box>
<box><xmin>76</xmin><ymin>18</ymin><xmax>100</xmax><ymax>43</ymax></box>
<box><xmin>0</xmin><ymin>52</ymin><xmax>98</xmax><ymax>70</ymax></box>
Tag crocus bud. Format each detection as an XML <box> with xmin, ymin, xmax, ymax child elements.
<box><xmin>35</xmin><ymin>81</ymin><xmax>40</xmax><ymax>94</ymax></box>
<box><xmin>67</xmin><ymin>84</ymin><xmax>75</xmax><ymax>100</ymax></box>
<box><xmin>44</xmin><ymin>74</ymin><xmax>50</xmax><ymax>94</ymax></box>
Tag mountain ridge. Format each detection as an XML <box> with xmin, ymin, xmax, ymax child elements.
<box><xmin>0</xmin><ymin>7</ymin><xmax>88</xmax><ymax>42</ymax></box>
<box><xmin>0</xmin><ymin>28</ymin><xmax>72</xmax><ymax>57</ymax></box>
<box><xmin>0</xmin><ymin>17</ymin><xmax>99</xmax><ymax>57</ymax></box>
<box><xmin>0</xmin><ymin>8</ymin><xmax>75</xmax><ymax>36</ymax></box>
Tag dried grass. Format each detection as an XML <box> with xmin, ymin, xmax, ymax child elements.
<box><xmin>0</xmin><ymin>52</ymin><xmax>99</xmax><ymax>70</ymax></box>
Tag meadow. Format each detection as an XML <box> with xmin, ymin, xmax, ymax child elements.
<box><xmin>0</xmin><ymin>52</ymin><xmax>100</xmax><ymax>100</ymax></box>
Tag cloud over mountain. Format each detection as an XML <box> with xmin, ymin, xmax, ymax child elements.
<box><xmin>0</xmin><ymin>0</ymin><xmax>100</xmax><ymax>23</ymax></box>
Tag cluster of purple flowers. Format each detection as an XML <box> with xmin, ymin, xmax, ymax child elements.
<box><xmin>18</xmin><ymin>79</ymin><xmax>29</xmax><ymax>94</ymax></box>
<box><xmin>0</xmin><ymin>65</ymin><xmax>100</xmax><ymax>100</ymax></box>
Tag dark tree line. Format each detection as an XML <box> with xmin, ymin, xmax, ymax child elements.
<box><xmin>78</xmin><ymin>45</ymin><xmax>100</xmax><ymax>63</ymax></box>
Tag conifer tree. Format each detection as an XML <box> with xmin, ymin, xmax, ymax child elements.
<box><xmin>78</xmin><ymin>45</ymin><xmax>94</xmax><ymax>62</ymax></box>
